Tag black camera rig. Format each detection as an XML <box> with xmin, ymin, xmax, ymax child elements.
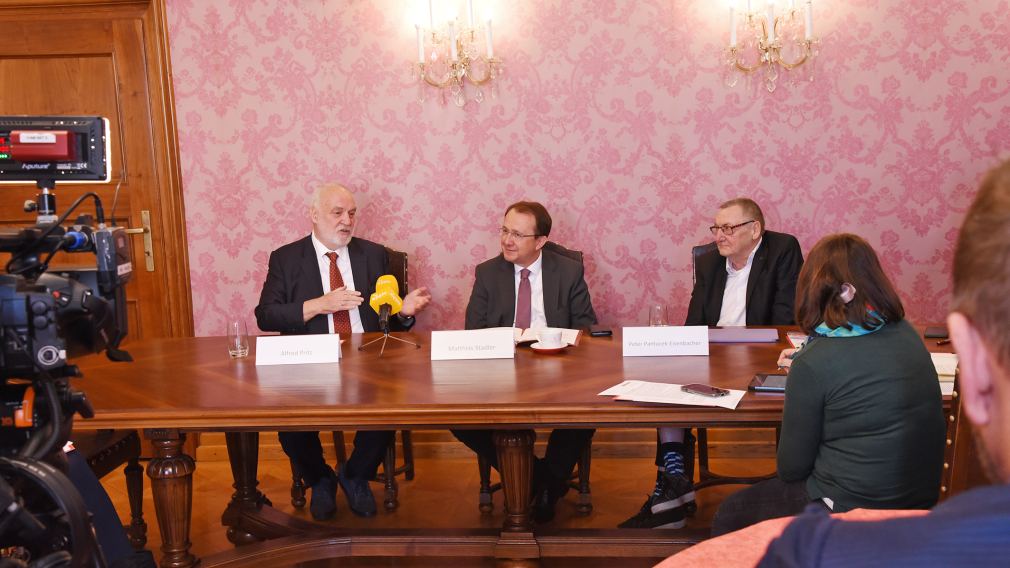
<box><xmin>0</xmin><ymin>116</ymin><xmax>133</xmax><ymax>567</ymax></box>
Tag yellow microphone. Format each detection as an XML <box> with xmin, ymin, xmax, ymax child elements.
<box><xmin>369</xmin><ymin>275</ymin><xmax>403</xmax><ymax>332</ymax></box>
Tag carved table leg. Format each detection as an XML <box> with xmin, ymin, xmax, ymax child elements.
<box><xmin>222</xmin><ymin>432</ymin><xmax>270</xmax><ymax>545</ymax></box>
<box><xmin>124</xmin><ymin>458</ymin><xmax>148</xmax><ymax>549</ymax></box>
<box><xmin>145</xmin><ymin>429</ymin><xmax>197</xmax><ymax>568</ymax></box>
<box><xmin>493</xmin><ymin>429</ymin><xmax>539</xmax><ymax>559</ymax></box>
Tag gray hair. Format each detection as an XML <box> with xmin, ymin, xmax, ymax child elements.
<box><xmin>311</xmin><ymin>182</ymin><xmax>353</xmax><ymax>209</ymax></box>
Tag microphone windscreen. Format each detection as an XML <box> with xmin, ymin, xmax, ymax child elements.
<box><xmin>375</xmin><ymin>274</ymin><xmax>399</xmax><ymax>296</ymax></box>
<box><xmin>369</xmin><ymin>275</ymin><xmax>403</xmax><ymax>315</ymax></box>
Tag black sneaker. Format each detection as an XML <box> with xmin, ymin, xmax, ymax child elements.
<box><xmin>618</xmin><ymin>495</ymin><xmax>686</xmax><ymax>529</ymax></box>
<box><xmin>651</xmin><ymin>472</ymin><xmax>695</xmax><ymax>514</ymax></box>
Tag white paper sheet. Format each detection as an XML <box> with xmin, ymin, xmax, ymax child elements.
<box><xmin>599</xmin><ymin>380</ymin><xmax>745</xmax><ymax>410</ymax></box>
<box><xmin>932</xmin><ymin>353</ymin><xmax>958</xmax><ymax>381</ymax></box>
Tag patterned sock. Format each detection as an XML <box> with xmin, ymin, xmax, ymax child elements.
<box><xmin>663</xmin><ymin>450</ymin><xmax>685</xmax><ymax>477</ymax></box>
<box><xmin>658</xmin><ymin>441</ymin><xmax>688</xmax><ymax>478</ymax></box>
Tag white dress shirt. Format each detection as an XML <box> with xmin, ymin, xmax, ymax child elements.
<box><xmin>717</xmin><ymin>238</ymin><xmax>762</xmax><ymax>327</ymax></box>
<box><xmin>311</xmin><ymin>232</ymin><xmax>364</xmax><ymax>333</ymax></box>
<box><xmin>513</xmin><ymin>252</ymin><xmax>547</xmax><ymax>329</ymax></box>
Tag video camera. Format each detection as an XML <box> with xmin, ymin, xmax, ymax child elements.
<box><xmin>0</xmin><ymin>116</ymin><xmax>133</xmax><ymax>567</ymax></box>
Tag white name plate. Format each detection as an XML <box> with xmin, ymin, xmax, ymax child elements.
<box><xmin>431</xmin><ymin>328</ymin><xmax>515</xmax><ymax>361</ymax></box>
<box><xmin>622</xmin><ymin>326</ymin><xmax>709</xmax><ymax>357</ymax></box>
<box><xmin>255</xmin><ymin>334</ymin><xmax>342</xmax><ymax>365</ymax></box>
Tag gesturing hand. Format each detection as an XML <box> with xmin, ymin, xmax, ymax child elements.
<box><xmin>317</xmin><ymin>286</ymin><xmax>363</xmax><ymax>312</ymax></box>
<box><xmin>400</xmin><ymin>287</ymin><xmax>432</xmax><ymax>317</ymax></box>
<box><xmin>304</xmin><ymin>287</ymin><xmax>363</xmax><ymax>322</ymax></box>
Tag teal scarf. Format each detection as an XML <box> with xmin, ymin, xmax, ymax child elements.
<box><xmin>814</xmin><ymin>309</ymin><xmax>885</xmax><ymax>337</ymax></box>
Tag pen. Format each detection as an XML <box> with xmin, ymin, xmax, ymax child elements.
<box><xmin>936</xmin><ymin>338</ymin><xmax>951</xmax><ymax>346</ymax></box>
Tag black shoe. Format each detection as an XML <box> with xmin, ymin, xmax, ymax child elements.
<box><xmin>338</xmin><ymin>464</ymin><xmax>377</xmax><ymax>517</ymax></box>
<box><xmin>309</xmin><ymin>467</ymin><xmax>338</xmax><ymax>521</ymax></box>
<box><xmin>618</xmin><ymin>495</ymin><xmax>686</xmax><ymax>529</ymax></box>
<box><xmin>652</xmin><ymin>473</ymin><xmax>695</xmax><ymax>514</ymax></box>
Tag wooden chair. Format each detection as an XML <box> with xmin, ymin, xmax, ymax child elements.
<box><xmin>477</xmin><ymin>241</ymin><xmax>593</xmax><ymax>514</ymax></box>
<box><xmin>941</xmin><ymin>371</ymin><xmax>989</xmax><ymax>500</ymax></box>
<box><xmin>289</xmin><ymin>246</ymin><xmax>416</xmax><ymax>511</ymax></box>
<box><xmin>72</xmin><ymin>429</ymin><xmax>147</xmax><ymax>548</ymax></box>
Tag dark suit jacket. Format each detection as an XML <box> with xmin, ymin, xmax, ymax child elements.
<box><xmin>255</xmin><ymin>235</ymin><xmax>412</xmax><ymax>334</ymax></box>
<box><xmin>685</xmin><ymin>230</ymin><xmax>803</xmax><ymax>326</ymax></box>
<box><xmin>465</xmin><ymin>248</ymin><xmax>598</xmax><ymax>330</ymax></box>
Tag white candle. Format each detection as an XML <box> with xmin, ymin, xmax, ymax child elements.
<box><xmin>789</xmin><ymin>0</ymin><xmax>796</xmax><ymax>10</ymax></box>
<box><xmin>449</xmin><ymin>21</ymin><xmax>457</xmax><ymax>61</ymax></box>
<box><xmin>766</xmin><ymin>1</ymin><xmax>776</xmax><ymax>43</ymax></box>
<box><xmin>468</xmin><ymin>0</ymin><xmax>475</xmax><ymax>27</ymax></box>
<box><xmin>428</xmin><ymin>0</ymin><xmax>434</xmax><ymax>28</ymax></box>
<box><xmin>729</xmin><ymin>6</ymin><xmax>737</xmax><ymax>47</ymax></box>
<box><xmin>416</xmin><ymin>24</ymin><xmax>424</xmax><ymax>63</ymax></box>
<box><xmin>746</xmin><ymin>0</ymin><xmax>752</xmax><ymax>13</ymax></box>
<box><xmin>484</xmin><ymin>18</ymin><xmax>492</xmax><ymax>57</ymax></box>
<box><xmin>804</xmin><ymin>1</ymin><xmax>813</xmax><ymax>39</ymax></box>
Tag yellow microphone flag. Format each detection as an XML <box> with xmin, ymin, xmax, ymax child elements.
<box><xmin>369</xmin><ymin>274</ymin><xmax>403</xmax><ymax>315</ymax></box>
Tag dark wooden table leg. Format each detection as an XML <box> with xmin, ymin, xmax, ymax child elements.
<box><xmin>124</xmin><ymin>457</ymin><xmax>148</xmax><ymax>549</ymax></box>
<box><xmin>493</xmin><ymin>429</ymin><xmax>538</xmax><ymax>559</ymax></box>
<box><xmin>144</xmin><ymin>429</ymin><xmax>197</xmax><ymax>568</ymax></box>
<box><xmin>221</xmin><ymin>431</ymin><xmax>271</xmax><ymax>545</ymax></box>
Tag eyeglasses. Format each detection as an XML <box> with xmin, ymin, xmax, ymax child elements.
<box><xmin>709</xmin><ymin>220</ymin><xmax>755</xmax><ymax>236</ymax></box>
<box><xmin>499</xmin><ymin>227</ymin><xmax>540</xmax><ymax>240</ymax></box>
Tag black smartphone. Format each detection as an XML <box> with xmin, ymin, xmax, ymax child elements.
<box><xmin>749</xmin><ymin>373</ymin><xmax>788</xmax><ymax>392</ymax></box>
<box><xmin>924</xmin><ymin>326</ymin><xmax>949</xmax><ymax>339</ymax></box>
<box><xmin>681</xmin><ymin>383</ymin><xmax>730</xmax><ymax>397</ymax></box>
<box><xmin>589</xmin><ymin>325</ymin><xmax>613</xmax><ymax>337</ymax></box>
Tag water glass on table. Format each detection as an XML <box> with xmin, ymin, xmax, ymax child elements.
<box><xmin>226</xmin><ymin>319</ymin><xmax>249</xmax><ymax>358</ymax></box>
<box><xmin>649</xmin><ymin>304</ymin><xmax>668</xmax><ymax>327</ymax></box>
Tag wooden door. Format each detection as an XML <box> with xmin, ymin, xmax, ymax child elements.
<box><xmin>0</xmin><ymin>0</ymin><xmax>192</xmax><ymax>340</ymax></box>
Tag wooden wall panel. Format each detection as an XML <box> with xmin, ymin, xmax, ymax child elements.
<box><xmin>0</xmin><ymin>0</ymin><xmax>193</xmax><ymax>339</ymax></box>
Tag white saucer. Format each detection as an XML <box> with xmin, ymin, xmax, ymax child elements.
<box><xmin>530</xmin><ymin>342</ymin><xmax>566</xmax><ymax>354</ymax></box>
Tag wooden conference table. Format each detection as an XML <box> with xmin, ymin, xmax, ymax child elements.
<box><xmin>73</xmin><ymin>329</ymin><xmax>959</xmax><ymax>567</ymax></box>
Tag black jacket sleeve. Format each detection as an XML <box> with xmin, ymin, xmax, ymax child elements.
<box><xmin>770</xmin><ymin>235</ymin><xmax>804</xmax><ymax>325</ymax></box>
<box><xmin>254</xmin><ymin>249</ymin><xmax>309</xmax><ymax>334</ymax></box>
<box><xmin>568</xmin><ymin>263</ymin><xmax>598</xmax><ymax>328</ymax></box>
<box><xmin>464</xmin><ymin>264</ymin><xmax>490</xmax><ymax>330</ymax></box>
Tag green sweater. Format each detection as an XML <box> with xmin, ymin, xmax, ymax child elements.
<box><xmin>778</xmin><ymin>319</ymin><xmax>945</xmax><ymax>512</ymax></box>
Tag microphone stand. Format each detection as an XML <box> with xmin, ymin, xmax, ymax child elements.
<box><xmin>358</xmin><ymin>304</ymin><xmax>421</xmax><ymax>357</ymax></box>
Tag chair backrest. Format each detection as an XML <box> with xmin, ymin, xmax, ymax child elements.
<box><xmin>543</xmin><ymin>241</ymin><xmax>584</xmax><ymax>264</ymax></box>
<box><xmin>384</xmin><ymin>247</ymin><xmax>408</xmax><ymax>294</ymax></box>
<box><xmin>691</xmin><ymin>242</ymin><xmax>718</xmax><ymax>286</ymax></box>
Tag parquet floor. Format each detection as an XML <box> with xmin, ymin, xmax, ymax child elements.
<box><xmin>102</xmin><ymin>455</ymin><xmax>775</xmax><ymax>566</ymax></box>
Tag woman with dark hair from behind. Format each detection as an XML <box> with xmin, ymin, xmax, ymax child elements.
<box><xmin>710</xmin><ymin>233</ymin><xmax>945</xmax><ymax>536</ymax></box>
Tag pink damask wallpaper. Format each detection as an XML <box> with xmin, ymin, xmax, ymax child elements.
<box><xmin>165</xmin><ymin>0</ymin><xmax>1010</xmax><ymax>336</ymax></box>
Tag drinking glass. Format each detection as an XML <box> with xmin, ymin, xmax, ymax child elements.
<box><xmin>226</xmin><ymin>319</ymin><xmax>249</xmax><ymax>358</ymax></box>
<box><xmin>648</xmin><ymin>304</ymin><xmax>668</xmax><ymax>327</ymax></box>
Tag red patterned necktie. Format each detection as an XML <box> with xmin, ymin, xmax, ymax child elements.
<box><xmin>325</xmin><ymin>252</ymin><xmax>353</xmax><ymax>335</ymax></box>
<box><xmin>515</xmin><ymin>268</ymin><xmax>532</xmax><ymax>329</ymax></box>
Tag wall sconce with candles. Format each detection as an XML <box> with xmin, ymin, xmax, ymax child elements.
<box><xmin>412</xmin><ymin>0</ymin><xmax>501</xmax><ymax>107</ymax></box>
<box><xmin>724</xmin><ymin>0</ymin><xmax>818</xmax><ymax>93</ymax></box>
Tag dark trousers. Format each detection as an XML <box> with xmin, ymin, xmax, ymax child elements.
<box><xmin>711</xmin><ymin>477</ymin><xmax>829</xmax><ymax>536</ymax></box>
<box><xmin>279</xmin><ymin>430</ymin><xmax>393</xmax><ymax>486</ymax></box>
<box><xmin>66</xmin><ymin>449</ymin><xmax>137</xmax><ymax>565</ymax></box>
<box><xmin>452</xmin><ymin>428</ymin><xmax>594</xmax><ymax>492</ymax></box>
